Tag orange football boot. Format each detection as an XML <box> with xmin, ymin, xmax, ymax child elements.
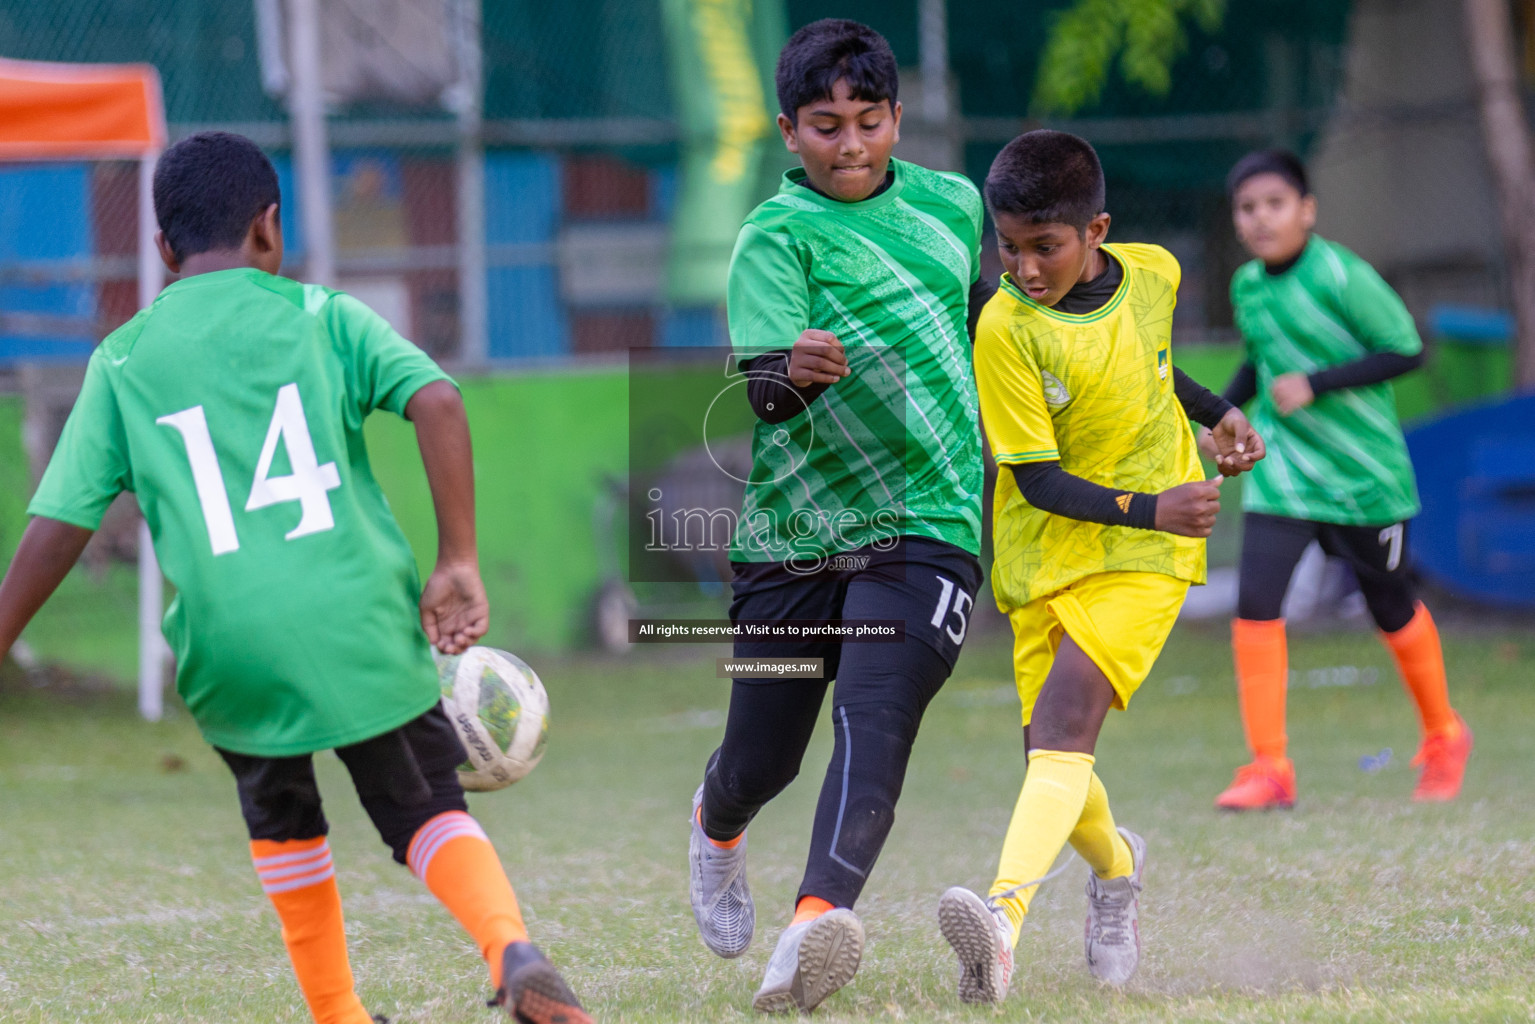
<box><xmin>1214</xmin><ymin>756</ymin><xmax>1296</xmax><ymax>811</ymax></box>
<box><xmin>1411</xmin><ymin>713</ymin><xmax>1473</xmax><ymax>802</ymax></box>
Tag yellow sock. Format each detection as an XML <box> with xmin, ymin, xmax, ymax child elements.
<box><xmin>1067</xmin><ymin>770</ymin><xmax>1133</xmax><ymax>880</ymax></box>
<box><xmin>989</xmin><ymin>749</ymin><xmax>1095</xmax><ymax>941</ymax></box>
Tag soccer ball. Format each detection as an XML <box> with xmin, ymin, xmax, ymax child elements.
<box><xmin>435</xmin><ymin>645</ymin><xmax>550</xmax><ymax>792</ymax></box>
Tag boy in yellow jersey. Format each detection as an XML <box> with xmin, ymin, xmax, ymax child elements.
<box><xmin>937</xmin><ymin>130</ymin><xmax>1263</xmax><ymax>1004</ymax></box>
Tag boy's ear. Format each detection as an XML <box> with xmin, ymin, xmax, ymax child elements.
<box><xmin>777</xmin><ymin>112</ymin><xmax>799</xmax><ymax>153</ymax></box>
<box><xmin>154</xmin><ymin>230</ymin><xmax>180</xmax><ymax>275</ymax></box>
<box><xmin>1300</xmin><ymin>194</ymin><xmax>1318</xmax><ymax>231</ymax></box>
<box><xmin>1085</xmin><ymin>211</ymin><xmax>1111</xmax><ymax>248</ymax></box>
<box><xmin>250</xmin><ymin>203</ymin><xmax>281</xmax><ymax>253</ymax></box>
<box><xmin>890</xmin><ymin>99</ymin><xmax>902</xmax><ymax>144</ymax></box>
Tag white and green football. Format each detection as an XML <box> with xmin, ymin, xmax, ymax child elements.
<box><xmin>434</xmin><ymin>645</ymin><xmax>550</xmax><ymax>792</ymax></box>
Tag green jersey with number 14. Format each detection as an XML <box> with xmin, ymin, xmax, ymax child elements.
<box><xmin>30</xmin><ymin>268</ymin><xmax>452</xmax><ymax>756</ymax></box>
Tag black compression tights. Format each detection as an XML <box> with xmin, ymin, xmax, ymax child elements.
<box><xmin>701</xmin><ymin>638</ymin><xmax>952</xmax><ymax>909</ymax></box>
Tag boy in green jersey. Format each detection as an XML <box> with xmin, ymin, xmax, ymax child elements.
<box><xmin>0</xmin><ymin>133</ymin><xmax>588</xmax><ymax>1024</ymax></box>
<box><xmin>686</xmin><ymin>19</ymin><xmax>991</xmax><ymax>1013</ymax></box>
<box><xmin>1209</xmin><ymin>149</ymin><xmax>1471</xmax><ymax>811</ymax></box>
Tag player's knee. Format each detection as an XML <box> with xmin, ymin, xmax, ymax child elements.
<box><xmin>235</xmin><ymin>778</ymin><xmax>326</xmax><ymax>843</ymax></box>
<box><xmin>382</xmin><ymin>795</ymin><xmax>473</xmax><ymax>865</ymax></box>
<box><xmin>366</xmin><ymin>768</ymin><xmax>471</xmax><ymax>865</ymax></box>
<box><xmin>836</xmin><ymin>699</ymin><xmax>922</xmax><ymax>745</ymax></box>
<box><xmin>711</xmin><ymin>757</ymin><xmax>799</xmax><ymax>809</ymax></box>
<box><xmin>1236</xmin><ymin>593</ymin><xmax>1285</xmax><ymax>622</ymax></box>
<box><xmin>1369</xmin><ymin>599</ymin><xmax>1416</xmax><ymax>634</ymax></box>
<box><xmin>243</xmin><ymin>800</ymin><xmax>326</xmax><ymax>843</ymax></box>
<box><xmin>1029</xmin><ymin>706</ymin><xmax>1100</xmax><ymax>751</ymax></box>
<box><xmin>1360</xmin><ymin>581</ymin><xmax>1416</xmax><ymax>634</ymax></box>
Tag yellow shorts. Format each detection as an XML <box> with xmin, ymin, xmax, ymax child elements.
<box><xmin>1008</xmin><ymin>571</ymin><xmax>1190</xmax><ymax>726</ymax></box>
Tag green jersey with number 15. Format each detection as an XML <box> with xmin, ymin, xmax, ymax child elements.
<box><xmin>29</xmin><ymin>268</ymin><xmax>452</xmax><ymax>757</ymax></box>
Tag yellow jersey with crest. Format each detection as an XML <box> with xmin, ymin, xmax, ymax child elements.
<box><xmin>974</xmin><ymin>242</ymin><xmax>1205</xmax><ymax>611</ymax></box>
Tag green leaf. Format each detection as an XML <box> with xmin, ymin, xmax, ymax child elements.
<box><xmin>1033</xmin><ymin>0</ymin><xmax>1228</xmax><ymax>115</ymax></box>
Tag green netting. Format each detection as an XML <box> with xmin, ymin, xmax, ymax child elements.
<box><xmin>0</xmin><ymin>2</ymin><xmax>281</xmax><ymax>122</ymax></box>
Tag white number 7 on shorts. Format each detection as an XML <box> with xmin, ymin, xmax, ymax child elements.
<box><xmin>1378</xmin><ymin>522</ymin><xmax>1404</xmax><ymax>572</ymax></box>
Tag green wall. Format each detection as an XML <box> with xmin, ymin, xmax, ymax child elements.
<box><xmin>2</xmin><ymin>342</ymin><xmax>1514</xmax><ymax>683</ymax></box>
<box><xmin>366</xmin><ymin>371</ymin><xmax>629</xmax><ymax>654</ymax></box>
<box><xmin>0</xmin><ymin>397</ymin><xmax>28</xmax><ymax>555</ymax></box>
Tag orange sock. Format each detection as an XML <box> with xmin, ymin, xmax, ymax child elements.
<box><xmin>1381</xmin><ymin>603</ymin><xmax>1457</xmax><ymax>737</ymax></box>
<box><xmin>407</xmin><ymin>811</ymin><xmax>529</xmax><ymax>990</ymax></box>
<box><xmin>1233</xmin><ymin>618</ymin><xmax>1289</xmax><ymax>761</ymax></box>
<box><xmin>250</xmin><ymin>837</ymin><xmax>372</xmax><ymax>1024</ymax></box>
<box><xmin>696</xmin><ymin>806</ymin><xmax>743</xmax><ymax>849</ymax></box>
<box><xmin>791</xmin><ymin>896</ymin><xmax>835</xmax><ymax>926</ymax></box>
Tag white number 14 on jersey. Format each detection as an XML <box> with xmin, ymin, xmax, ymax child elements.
<box><xmin>158</xmin><ymin>382</ymin><xmax>341</xmax><ymax>555</ymax></box>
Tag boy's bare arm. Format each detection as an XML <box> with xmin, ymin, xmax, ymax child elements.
<box><xmin>0</xmin><ymin>517</ymin><xmax>94</xmax><ymax>655</ymax></box>
<box><xmin>405</xmin><ymin>380</ymin><xmax>488</xmax><ymax>654</ymax></box>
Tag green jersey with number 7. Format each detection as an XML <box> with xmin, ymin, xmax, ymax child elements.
<box><xmin>29</xmin><ymin>267</ymin><xmax>453</xmax><ymax>756</ymax></box>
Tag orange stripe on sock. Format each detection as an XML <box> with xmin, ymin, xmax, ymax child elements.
<box><xmin>792</xmin><ymin>896</ymin><xmax>835</xmax><ymax>926</ymax></box>
<box><xmin>410</xmin><ymin>812</ymin><xmax>528</xmax><ymax>990</ymax></box>
<box><xmin>1233</xmin><ymin>618</ymin><xmax>1288</xmax><ymax>761</ymax></box>
<box><xmin>696</xmin><ymin>806</ymin><xmax>743</xmax><ymax>849</ymax></box>
<box><xmin>1382</xmin><ymin>603</ymin><xmax>1457</xmax><ymax>736</ymax></box>
<box><xmin>249</xmin><ymin>839</ymin><xmax>372</xmax><ymax>1024</ymax></box>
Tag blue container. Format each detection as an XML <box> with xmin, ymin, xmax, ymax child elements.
<box><xmin>1406</xmin><ymin>394</ymin><xmax>1535</xmax><ymax>607</ymax></box>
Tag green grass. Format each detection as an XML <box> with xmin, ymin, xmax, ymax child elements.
<box><xmin>2</xmin><ymin>621</ymin><xmax>1533</xmax><ymax>1023</ymax></box>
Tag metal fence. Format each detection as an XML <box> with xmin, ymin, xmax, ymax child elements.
<box><xmin>0</xmin><ymin>0</ymin><xmax>1380</xmax><ymax>380</ymax></box>
<box><xmin>4</xmin><ymin>0</ymin><xmax>1521</xmax><ymax>368</ymax></box>
<box><xmin>2</xmin><ymin>0</ymin><xmax>1527</xmax><ymax>677</ymax></box>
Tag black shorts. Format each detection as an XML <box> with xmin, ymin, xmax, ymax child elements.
<box><xmin>1238</xmin><ymin>511</ymin><xmax>1417</xmax><ymax>630</ymax></box>
<box><xmin>217</xmin><ymin>704</ymin><xmax>469</xmax><ymax>864</ymax></box>
<box><xmin>730</xmin><ymin>536</ymin><xmax>984</xmax><ymax>677</ymax></box>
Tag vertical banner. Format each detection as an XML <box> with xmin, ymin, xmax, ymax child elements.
<box><xmin>661</xmin><ymin>0</ymin><xmax>786</xmax><ymax>307</ymax></box>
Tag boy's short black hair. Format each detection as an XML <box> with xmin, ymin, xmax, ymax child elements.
<box><xmin>775</xmin><ymin>19</ymin><xmax>898</xmax><ymax>122</ymax></box>
<box><xmin>984</xmin><ymin>130</ymin><xmax>1105</xmax><ymax>231</ymax></box>
<box><xmin>1227</xmin><ymin>149</ymin><xmax>1310</xmax><ymax>198</ymax></box>
<box><xmin>153</xmin><ymin>131</ymin><xmax>280</xmax><ymax>263</ymax></box>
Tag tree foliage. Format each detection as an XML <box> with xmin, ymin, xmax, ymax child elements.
<box><xmin>1033</xmin><ymin>0</ymin><xmax>1226</xmax><ymax>115</ymax></box>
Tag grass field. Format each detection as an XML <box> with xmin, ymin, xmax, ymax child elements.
<box><xmin>2</xmin><ymin>618</ymin><xmax>1533</xmax><ymax>1024</ymax></box>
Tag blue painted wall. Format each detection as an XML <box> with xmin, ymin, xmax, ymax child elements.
<box><xmin>0</xmin><ymin>164</ymin><xmax>95</xmax><ymax>363</ymax></box>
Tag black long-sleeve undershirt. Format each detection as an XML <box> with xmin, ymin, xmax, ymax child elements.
<box><xmin>1008</xmin><ymin>461</ymin><xmax>1159</xmax><ymax>530</ymax></box>
<box><xmin>1172</xmin><ymin>368</ymin><xmax>1233</xmax><ymax>428</ymax></box>
<box><xmin>1004</xmin><ymin>371</ymin><xmax>1228</xmax><ymax>529</ymax></box>
<box><xmin>1222</xmin><ymin>350</ymin><xmax>1425</xmax><ymax>408</ymax></box>
<box><xmin>1309</xmin><ymin>349</ymin><xmax>1424</xmax><ymax>394</ymax></box>
<box><xmin>1222</xmin><ymin>362</ymin><xmax>1258</xmax><ymax>407</ymax></box>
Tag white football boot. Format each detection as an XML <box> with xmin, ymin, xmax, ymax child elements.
<box><xmin>751</xmin><ymin>908</ymin><xmax>864</xmax><ymax>1014</ymax></box>
<box><xmin>688</xmin><ymin>785</ymin><xmax>755</xmax><ymax>957</ymax></box>
<box><xmin>1083</xmin><ymin>827</ymin><xmax>1146</xmax><ymax>985</ymax></box>
<box><xmin>938</xmin><ymin>886</ymin><xmax>1014</xmax><ymax>1004</ymax></box>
